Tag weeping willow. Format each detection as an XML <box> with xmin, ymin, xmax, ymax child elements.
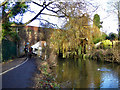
<box><xmin>49</xmin><ymin>1</ymin><xmax>102</xmax><ymax>58</ymax></box>
<box><xmin>50</xmin><ymin>13</ymin><xmax>93</xmax><ymax>58</ymax></box>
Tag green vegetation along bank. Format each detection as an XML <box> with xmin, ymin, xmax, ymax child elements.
<box><xmin>91</xmin><ymin>41</ymin><xmax>120</xmax><ymax>64</ymax></box>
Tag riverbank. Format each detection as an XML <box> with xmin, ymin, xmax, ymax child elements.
<box><xmin>32</xmin><ymin>51</ymin><xmax>60</xmax><ymax>88</ymax></box>
<box><xmin>91</xmin><ymin>47</ymin><xmax>120</xmax><ymax>64</ymax></box>
<box><xmin>32</xmin><ymin>44</ymin><xmax>120</xmax><ymax>88</ymax></box>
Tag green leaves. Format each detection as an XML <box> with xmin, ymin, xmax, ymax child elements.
<box><xmin>93</xmin><ymin>14</ymin><xmax>102</xmax><ymax>29</ymax></box>
<box><xmin>2</xmin><ymin>2</ymin><xmax>28</xmax><ymax>41</ymax></box>
<box><xmin>50</xmin><ymin>14</ymin><xmax>91</xmax><ymax>58</ymax></box>
<box><xmin>9</xmin><ymin>2</ymin><xmax>28</xmax><ymax>17</ymax></box>
<box><xmin>101</xmin><ymin>40</ymin><xmax>112</xmax><ymax>49</ymax></box>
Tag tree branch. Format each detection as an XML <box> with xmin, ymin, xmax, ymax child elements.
<box><xmin>0</xmin><ymin>0</ymin><xmax>8</xmax><ymax>7</ymax></box>
<box><xmin>41</xmin><ymin>13</ymin><xmax>65</xmax><ymax>18</ymax></box>
<box><xmin>46</xmin><ymin>7</ymin><xmax>60</xmax><ymax>13</ymax></box>
<box><xmin>5</xmin><ymin>2</ymin><xmax>25</xmax><ymax>18</ymax></box>
<box><xmin>23</xmin><ymin>2</ymin><xmax>54</xmax><ymax>25</ymax></box>
<box><xmin>37</xmin><ymin>18</ymin><xmax>60</xmax><ymax>29</ymax></box>
<box><xmin>31</xmin><ymin>1</ymin><xmax>43</xmax><ymax>7</ymax></box>
<box><xmin>27</xmin><ymin>9</ymin><xmax>36</xmax><ymax>14</ymax></box>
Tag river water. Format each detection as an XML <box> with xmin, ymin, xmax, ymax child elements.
<box><xmin>53</xmin><ymin>58</ymin><xmax>120</xmax><ymax>88</ymax></box>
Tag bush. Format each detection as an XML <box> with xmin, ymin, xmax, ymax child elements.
<box><xmin>109</xmin><ymin>33</ymin><xmax>118</xmax><ymax>40</ymax></box>
<box><xmin>101</xmin><ymin>40</ymin><xmax>112</xmax><ymax>49</ymax></box>
<box><xmin>93</xmin><ymin>37</ymin><xmax>102</xmax><ymax>44</ymax></box>
<box><xmin>93</xmin><ymin>32</ymin><xmax>108</xmax><ymax>44</ymax></box>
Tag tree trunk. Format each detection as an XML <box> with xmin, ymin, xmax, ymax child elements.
<box><xmin>0</xmin><ymin>18</ymin><xmax>2</xmax><ymax>62</ymax></box>
<box><xmin>2</xmin><ymin>5</ymin><xmax>7</xmax><ymax>24</ymax></box>
<box><xmin>118</xmin><ymin>1</ymin><xmax>120</xmax><ymax>40</ymax></box>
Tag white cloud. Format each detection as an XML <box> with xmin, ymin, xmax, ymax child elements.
<box><xmin>88</xmin><ymin>0</ymin><xmax>118</xmax><ymax>34</ymax></box>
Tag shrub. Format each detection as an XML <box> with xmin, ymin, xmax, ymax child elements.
<box><xmin>101</xmin><ymin>40</ymin><xmax>112</xmax><ymax>49</ymax></box>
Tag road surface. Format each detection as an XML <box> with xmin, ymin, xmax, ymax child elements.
<box><xmin>2</xmin><ymin>57</ymin><xmax>36</xmax><ymax>88</ymax></box>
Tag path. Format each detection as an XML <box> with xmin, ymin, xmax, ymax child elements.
<box><xmin>2</xmin><ymin>57</ymin><xmax>36</xmax><ymax>88</ymax></box>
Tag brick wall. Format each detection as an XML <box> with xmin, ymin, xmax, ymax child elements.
<box><xmin>15</xmin><ymin>26</ymin><xmax>54</xmax><ymax>56</ymax></box>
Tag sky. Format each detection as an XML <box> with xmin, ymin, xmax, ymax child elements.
<box><xmin>0</xmin><ymin>0</ymin><xmax>119</xmax><ymax>34</ymax></box>
<box><xmin>89</xmin><ymin>0</ymin><xmax>119</xmax><ymax>34</ymax></box>
<box><xmin>25</xmin><ymin>0</ymin><xmax>119</xmax><ymax>35</ymax></box>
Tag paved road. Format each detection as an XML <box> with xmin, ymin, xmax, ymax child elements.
<box><xmin>2</xmin><ymin>57</ymin><xmax>26</xmax><ymax>72</ymax></box>
<box><xmin>2</xmin><ymin>58</ymin><xmax>36</xmax><ymax>88</ymax></box>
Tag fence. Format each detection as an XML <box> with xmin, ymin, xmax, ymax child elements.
<box><xmin>2</xmin><ymin>39</ymin><xmax>17</xmax><ymax>61</ymax></box>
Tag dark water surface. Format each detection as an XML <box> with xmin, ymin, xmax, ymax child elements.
<box><xmin>54</xmin><ymin>58</ymin><xmax>120</xmax><ymax>88</ymax></box>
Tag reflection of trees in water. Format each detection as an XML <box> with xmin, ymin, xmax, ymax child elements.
<box><xmin>55</xmin><ymin>58</ymin><xmax>120</xmax><ymax>88</ymax></box>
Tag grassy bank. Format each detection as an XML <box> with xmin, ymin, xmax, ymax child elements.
<box><xmin>32</xmin><ymin>51</ymin><xmax>60</xmax><ymax>89</ymax></box>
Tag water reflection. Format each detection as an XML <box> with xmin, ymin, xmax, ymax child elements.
<box><xmin>54</xmin><ymin>58</ymin><xmax>120</xmax><ymax>88</ymax></box>
<box><xmin>101</xmin><ymin>71</ymin><xmax>118</xmax><ymax>88</ymax></box>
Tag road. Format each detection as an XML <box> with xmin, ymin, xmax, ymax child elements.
<box><xmin>2</xmin><ymin>57</ymin><xmax>36</xmax><ymax>88</ymax></box>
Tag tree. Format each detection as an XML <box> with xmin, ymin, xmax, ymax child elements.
<box><xmin>1</xmin><ymin>0</ymin><xmax>100</xmax><ymax>42</ymax></box>
<box><xmin>1</xmin><ymin>0</ymin><xmax>69</xmax><ymax>40</ymax></box>
<box><xmin>93</xmin><ymin>14</ymin><xmax>102</xmax><ymax>29</ymax></box>
<box><xmin>115</xmin><ymin>1</ymin><xmax>120</xmax><ymax>40</ymax></box>
<box><xmin>109</xmin><ymin>32</ymin><xmax>118</xmax><ymax>40</ymax></box>
<box><xmin>1</xmin><ymin>0</ymin><xmax>90</xmax><ymax>40</ymax></box>
<box><xmin>91</xmin><ymin>14</ymin><xmax>103</xmax><ymax>44</ymax></box>
<box><xmin>1</xmin><ymin>1</ymin><xmax>29</xmax><ymax>41</ymax></box>
<box><xmin>1</xmin><ymin>0</ymin><xmax>99</xmax><ymax>26</ymax></box>
<box><xmin>50</xmin><ymin>1</ymin><xmax>94</xmax><ymax>58</ymax></box>
<box><xmin>49</xmin><ymin>1</ymin><xmax>102</xmax><ymax>58</ymax></box>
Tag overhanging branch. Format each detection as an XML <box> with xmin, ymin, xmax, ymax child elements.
<box><xmin>41</xmin><ymin>13</ymin><xmax>65</xmax><ymax>18</ymax></box>
<box><xmin>31</xmin><ymin>1</ymin><xmax>43</xmax><ymax>7</ymax></box>
<box><xmin>46</xmin><ymin>7</ymin><xmax>60</xmax><ymax>13</ymax></box>
<box><xmin>23</xmin><ymin>2</ymin><xmax>54</xmax><ymax>25</ymax></box>
<box><xmin>37</xmin><ymin>18</ymin><xmax>60</xmax><ymax>29</ymax></box>
<box><xmin>0</xmin><ymin>0</ymin><xmax>8</xmax><ymax>7</ymax></box>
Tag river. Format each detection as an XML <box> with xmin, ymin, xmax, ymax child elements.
<box><xmin>53</xmin><ymin>58</ymin><xmax>120</xmax><ymax>88</ymax></box>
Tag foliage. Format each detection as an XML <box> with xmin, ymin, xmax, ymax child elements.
<box><xmin>35</xmin><ymin>59</ymin><xmax>60</xmax><ymax>88</ymax></box>
<box><xmin>49</xmin><ymin>2</ymin><xmax>103</xmax><ymax>58</ymax></box>
<box><xmin>50</xmin><ymin>13</ymin><xmax>94</xmax><ymax>58</ymax></box>
<box><xmin>118</xmin><ymin>30</ymin><xmax>120</xmax><ymax>40</ymax></box>
<box><xmin>101</xmin><ymin>32</ymin><xmax>108</xmax><ymax>39</ymax></box>
<box><xmin>2</xmin><ymin>21</ymin><xmax>20</xmax><ymax>41</ymax></box>
<box><xmin>9</xmin><ymin>2</ymin><xmax>28</xmax><ymax>18</ymax></box>
<box><xmin>108</xmin><ymin>32</ymin><xmax>118</xmax><ymax>40</ymax></box>
<box><xmin>92</xmin><ymin>14</ymin><xmax>103</xmax><ymax>44</ymax></box>
<box><xmin>92</xmin><ymin>14</ymin><xmax>105</xmax><ymax>44</ymax></box>
<box><xmin>91</xmin><ymin>24</ymin><xmax>102</xmax><ymax>44</ymax></box>
<box><xmin>93</xmin><ymin>32</ymin><xmax>108</xmax><ymax>44</ymax></box>
<box><xmin>93</xmin><ymin>14</ymin><xmax>102</xmax><ymax>29</ymax></box>
<box><xmin>101</xmin><ymin>40</ymin><xmax>112</xmax><ymax>49</ymax></box>
<box><xmin>91</xmin><ymin>44</ymin><xmax>120</xmax><ymax>64</ymax></box>
<box><xmin>2</xmin><ymin>2</ymin><xmax>28</xmax><ymax>41</ymax></box>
